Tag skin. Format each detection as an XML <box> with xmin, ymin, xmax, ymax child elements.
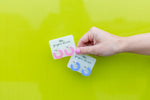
<box><xmin>76</xmin><ymin>27</ymin><xmax>150</xmax><ymax>56</ymax></box>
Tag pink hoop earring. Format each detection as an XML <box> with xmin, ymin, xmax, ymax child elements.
<box><xmin>53</xmin><ymin>50</ymin><xmax>63</xmax><ymax>59</ymax></box>
<box><xmin>64</xmin><ymin>46</ymin><xmax>74</xmax><ymax>56</ymax></box>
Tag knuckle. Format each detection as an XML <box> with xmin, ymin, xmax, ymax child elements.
<box><xmin>91</xmin><ymin>26</ymin><xmax>97</xmax><ymax>30</ymax></box>
<box><xmin>89</xmin><ymin>27</ymin><xmax>96</xmax><ymax>31</ymax></box>
<box><xmin>89</xmin><ymin>27</ymin><xmax>97</xmax><ymax>34</ymax></box>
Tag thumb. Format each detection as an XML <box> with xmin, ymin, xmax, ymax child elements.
<box><xmin>75</xmin><ymin>46</ymin><xmax>97</xmax><ymax>55</ymax></box>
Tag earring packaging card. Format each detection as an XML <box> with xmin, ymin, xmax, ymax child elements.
<box><xmin>49</xmin><ymin>35</ymin><xmax>76</xmax><ymax>59</ymax></box>
<box><xmin>67</xmin><ymin>54</ymin><xmax>96</xmax><ymax>76</ymax></box>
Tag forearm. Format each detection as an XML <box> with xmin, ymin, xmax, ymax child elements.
<box><xmin>119</xmin><ymin>33</ymin><xmax>150</xmax><ymax>55</ymax></box>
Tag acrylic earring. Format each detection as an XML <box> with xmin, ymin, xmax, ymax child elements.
<box><xmin>81</xmin><ymin>67</ymin><xmax>91</xmax><ymax>76</ymax></box>
<box><xmin>71</xmin><ymin>62</ymin><xmax>80</xmax><ymax>71</ymax></box>
<box><xmin>64</xmin><ymin>46</ymin><xmax>74</xmax><ymax>56</ymax></box>
<box><xmin>53</xmin><ymin>50</ymin><xmax>63</xmax><ymax>59</ymax></box>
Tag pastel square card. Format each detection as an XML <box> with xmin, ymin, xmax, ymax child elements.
<box><xmin>67</xmin><ymin>54</ymin><xmax>96</xmax><ymax>76</ymax></box>
<box><xmin>49</xmin><ymin>35</ymin><xmax>76</xmax><ymax>59</ymax></box>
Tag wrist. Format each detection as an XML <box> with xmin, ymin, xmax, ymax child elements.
<box><xmin>116</xmin><ymin>36</ymin><xmax>128</xmax><ymax>54</ymax></box>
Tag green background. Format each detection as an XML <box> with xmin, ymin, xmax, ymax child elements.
<box><xmin>0</xmin><ymin>0</ymin><xmax>150</xmax><ymax>100</ymax></box>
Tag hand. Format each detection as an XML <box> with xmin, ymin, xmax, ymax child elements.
<box><xmin>75</xmin><ymin>27</ymin><xmax>124</xmax><ymax>56</ymax></box>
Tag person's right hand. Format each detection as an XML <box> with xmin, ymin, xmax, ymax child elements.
<box><xmin>75</xmin><ymin>27</ymin><xmax>124</xmax><ymax>56</ymax></box>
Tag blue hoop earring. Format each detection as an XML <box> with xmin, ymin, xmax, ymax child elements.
<box><xmin>81</xmin><ymin>67</ymin><xmax>91</xmax><ymax>76</ymax></box>
<box><xmin>71</xmin><ymin>62</ymin><xmax>80</xmax><ymax>71</ymax></box>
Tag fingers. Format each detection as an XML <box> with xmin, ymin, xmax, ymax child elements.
<box><xmin>76</xmin><ymin>28</ymin><xmax>96</xmax><ymax>55</ymax></box>
<box><xmin>77</xmin><ymin>27</ymin><xmax>99</xmax><ymax>47</ymax></box>
<box><xmin>75</xmin><ymin>27</ymin><xmax>115</xmax><ymax>56</ymax></box>
<box><xmin>77</xmin><ymin>32</ymin><xmax>91</xmax><ymax>47</ymax></box>
<box><xmin>75</xmin><ymin>45</ymin><xmax>98</xmax><ymax>55</ymax></box>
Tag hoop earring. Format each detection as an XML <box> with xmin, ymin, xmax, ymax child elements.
<box><xmin>53</xmin><ymin>50</ymin><xmax>63</xmax><ymax>59</ymax></box>
<box><xmin>71</xmin><ymin>62</ymin><xmax>80</xmax><ymax>71</ymax></box>
<box><xmin>81</xmin><ymin>67</ymin><xmax>91</xmax><ymax>76</ymax></box>
<box><xmin>64</xmin><ymin>46</ymin><xmax>74</xmax><ymax>56</ymax></box>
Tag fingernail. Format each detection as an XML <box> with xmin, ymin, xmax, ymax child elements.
<box><xmin>75</xmin><ymin>48</ymin><xmax>80</xmax><ymax>54</ymax></box>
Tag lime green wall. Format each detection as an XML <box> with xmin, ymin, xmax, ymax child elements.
<box><xmin>0</xmin><ymin>0</ymin><xmax>150</xmax><ymax>100</ymax></box>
